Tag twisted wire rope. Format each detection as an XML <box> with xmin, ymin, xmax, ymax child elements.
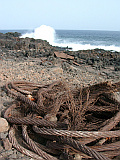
<box><xmin>9</xmin><ymin>126</ymin><xmax>44</xmax><ymax>160</ymax></box>
<box><xmin>4</xmin><ymin>80</ymin><xmax>120</xmax><ymax>160</ymax></box>
<box><xmin>33</xmin><ymin>126</ymin><xmax>110</xmax><ymax>160</ymax></box>
<box><xmin>22</xmin><ymin>125</ymin><xmax>58</xmax><ymax>160</ymax></box>
<box><xmin>32</xmin><ymin>126</ymin><xmax>120</xmax><ymax>139</ymax></box>
<box><xmin>59</xmin><ymin>137</ymin><xmax>111</xmax><ymax>160</ymax></box>
<box><xmin>4</xmin><ymin>103</ymin><xmax>67</xmax><ymax>129</ymax></box>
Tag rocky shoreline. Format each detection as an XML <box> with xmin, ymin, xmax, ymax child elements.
<box><xmin>0</xmin><ymin>32</ymin><xmax>120</xmax><ymax>159</ymax></box>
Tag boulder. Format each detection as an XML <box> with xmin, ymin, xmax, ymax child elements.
<box><xmin>54</xmin><ymin>51</ymin><xmax>74</xmax><ymax>60</ymax></box>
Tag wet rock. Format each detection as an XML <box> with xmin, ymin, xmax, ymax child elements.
<box><xmin>0</xmin><ymin>118</ymin><xmax>9</xmax><ymax>133</ymax></box>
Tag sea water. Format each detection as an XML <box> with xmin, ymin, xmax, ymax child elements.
<box><xmin>0</xmin><ymin>25</ymin><xmax>120</xmax><ymax>52</ymax></box>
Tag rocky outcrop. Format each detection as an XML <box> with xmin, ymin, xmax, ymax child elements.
<box><xmin>0</xmin><ymin>32</ymin><xmax>120</xmax><ymax>70</ymax></box>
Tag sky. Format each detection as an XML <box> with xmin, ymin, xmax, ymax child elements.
<box><xmin>0</xmin><ymin>0</ymin><xmax>120</xmax><ymax>31</ymax></box>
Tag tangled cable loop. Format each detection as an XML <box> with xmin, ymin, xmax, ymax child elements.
<box><xmin>4</xmin><ymin>80</ymin><xmax>120</xmax><ymax>160</ymax></box>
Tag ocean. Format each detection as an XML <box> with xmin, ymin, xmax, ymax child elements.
<box><xmin>0</xmin><ymin>25</ymin><xmax>120</xmax><ymax>52</ymax></box>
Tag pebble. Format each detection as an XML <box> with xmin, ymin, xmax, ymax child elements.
<box><xmin>0</xmin><ymin>118</ymin><xmax>9</xmax><ymax>133</ymax></box>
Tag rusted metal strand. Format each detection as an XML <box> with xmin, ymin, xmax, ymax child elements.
<box><xmin>86</xmin><ymin>105</ymin><xmax>119</xmax><ymax>112</ymax></box>
<box><xmin>33</xmin><ymin>127</ymin><xmax>110</xmax><ymax>160</ymax></box>
<box><xmin>91</xmin><ymin>141</ymin><xmax>120</xmax><ymax>152</ymax></box>
<box><xmin>5</xmin><ymin>80</ymin><xmax>120</xmax><ymax>160</ymax></box>
<box><xmin>4</xmin><ymin>103</ymin><xmax>67</xmax><ymax>129</ymax></box>
<box><xmin>6</xmin><ymin>117</ymin><xmax>63</xmax><ymax>128</ymax></box>
<box><xmin>22</xmin><ymin>125</ymin><xmax>58</xmax><ymax>160</ymax></box>
<box><xmin>6</xmin><ymin>82</ymin><xmax>37</xmax><ymax>110</ymax></box>
<box><xmin>9</xmin><ymin>126</ymin><xmax>44</xmax><ymax>160</ymax></box>
<box><xmin>34</xmin><ymin>141</ymin><xmax>60</xmax><ymax>155</ymax></box>
<box><xmin>100</xmin><ymin>92</ymin><xmax>120</xmax><ymax>105</ymax></box>
<box><xmin>11</xmin><ymin>82</ymin><xmax>32</xmax><ymax>95</ymax></box>
<box><xmin>101</xmin><ymin>150</ymin><xmax>120</xmax><ymax>159</ymax></box>
<box><xmin>73</xmin><ymin>82</ymin><xmax>114</xmax><ymax>100</ymax></box>
<box><xmin>11</xmin><ymin>80</ymin><xmax>43</xmax><ymax>86</ymax></box>
<box><xmin>59</xmin><ymin>137</ymin><xmax>111</xmax><ymax>160</ymax></box>
<box><xmin>32</xmin><ymin>126</ymin><xmax>120</xmax><ymax>139</ymax></box>
<box><xmin>36</xmin><ymin>81</ymin><xmax>70</xmax><ymax>115</ymax></box>
<box><xmin>11</xmin><ymin>81</ymin><xmax>60</xmax><ymax>92</ymax></box>
<box><xmin>12</xmin><ymin>80</ymin><xmax>60</xmax><ymax>89</ymax></box>
<box><xmin>6</xmin><ymin>81</ymin><xmax>64</xmax><ymax>115</ymax></box>
<box><xmin>72</xmin><ymin>81</ymin><xmax>119</xmax><ymax>109</ymax></box>
<box><xmin>46</xmin><ymin>141</ymin><xmax>70</xmax><ymax>150</ymax></box>
<box><xmin>6</xmin><ymin>82</ymin><xmax>18</xmax><ymax>97</ymax></box>
<box><xmin>100</xmin><ymin>111</ymin><xmax>120</xmax><ymax>131</ymax></box>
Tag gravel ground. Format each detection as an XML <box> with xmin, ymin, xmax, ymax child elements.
<box><xmin>0</xmin><ymin>56</ymin><xmax>120</xmax><ymax>160</ymax></box>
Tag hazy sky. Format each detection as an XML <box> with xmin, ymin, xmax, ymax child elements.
<box><xmin>0</xmin><ymin>0</ymin><xmax>120</xmax><ymax>31</ymax></box>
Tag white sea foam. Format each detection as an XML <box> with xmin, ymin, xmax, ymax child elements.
<box><xmin>52</xmin><ymin>42</ymin><xmax>120</xmax><ymax>52</ymax></box>
<box><xmin>21</xmin><ymin>25</ymin><xmax>120</xmax><ymax>52</ymax></box>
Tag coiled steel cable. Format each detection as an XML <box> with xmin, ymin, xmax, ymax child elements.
<box><xmin>59</xmin><ymin>137</ymin><xmax>111</xmax><ymax>160</ymax></box>
<box><xmin>5</xmin><ymin>80</ymin><xmax>120</xmax><ymax>160</ymax></box>
<box><xmin>9</xmin><ymin>126</ymin><xmax>44</xmax><ymax>160</ymax></box>
<box><xmin>33</xmin><ymin>126</ymin><xmax>111</xmax><ymax>160</ymax></box>
<box><xmin>4</xmin><ymin>103</ymin><xmax>67</xmax><ymax>129</ymax></box>
<box><xmin>22</xmin><ymin>125</ymin><xmax>58</xmax><ymax>160</ymax></box>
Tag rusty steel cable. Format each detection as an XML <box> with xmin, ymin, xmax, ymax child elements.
<box><xmin>91</xmin><ymin>141</ymin><xmax>120</xmax><ymax>152</ymax></box>
<box><xmin>33</xmin><ymin>126</ymin><xmax>111</xmax><ymax>160</ymax></box>
<box><xmin>32</xmin><ymin>130</ymin><xmax>111</xmax><ymax>160</ymax></box>
<box><xmin>4</xmin><ymin>80</ymin><xmax>120</xmax><ymax>160</ymax></box>
<box><xmin>100</xmin><ymin>111</ymin><xmax>120</xmax><ymax>131</ymax></box>
<box><xmin>9</xmin><ymin>126</ymin><xmax>44</xmax><ymax>160</ymax></box>
<box><xmin>22</xmin><ymin>125</ymin><xmax>58</xmax><ymax>160</ymax></box>
<box><xmin>58</xmin><ymin>137</ymin><xmax>111</xmax><ymax>160</ymax></box>
<box><xmin>4</xmin><ymin>103</ymin><xmax>67</xmax><ymax>129</ymax></box>
<box><xmin>32</xmin><ymin>126</ymin><xmax>120</xmax><ymax>139</ymax></box>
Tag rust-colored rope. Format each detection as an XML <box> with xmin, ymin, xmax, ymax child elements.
<box><xmin>9</xmin><ymin>126</ymin><xmax>44</xmax><ymax>160</ymax></box>
<box><xmin>32</xmin><ymin>126</ymin><xmax>120</xmax><ymax>139</ymax></box>
<box><xmin>4</xmin><ymin>103</ymin><xmax>67</xmax><ymax>129</ymax></box>
<box><xmin>11</xmin><ymin>81</ymin><xmax>32</xmax><ymax>95</ymax></box>
<box><xmin>91</xmin><ymin>141</ymin><xmax>120</xmax><ymax>152</ymax></box>
<box><xmin>4</xmin><ymin>80</ymin><xmax>120</xmax><ymax>160</ymax></box>
<box><xmin>22</xmin><ymin>125</ymin><xmax>58</xmax><ymax>160</ymax></box>
<box><xmin>6</xmin><ymin>82</ymin><xmax>37</xmax><ymax>109</ymax></box>
<box><xmin>86</xmin><ymin>105</ymin><xmax>119</xmax><ymax>112</ymax></box>
<box><xmin>33</xmin><ymin>126</ymin><xmax>110</xmax><ymax>160</ymax></box>
<box><xmin>100</xmin><ymin>111</ymin><xmax>120</xmax><ymax>131</ymax></box>
<box><xmin>59</xmin><ymin>137</ymin><xmax>111</xmax><ymax>160</ymax></box>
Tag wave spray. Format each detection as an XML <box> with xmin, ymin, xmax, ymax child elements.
<box><xmin>21</xmin><ymin>25</ymin><xmax>56</xmax><ymax>44</ymax></box>
<box><xmin>21</xmin><ymin>25</ymin><xmax>120</xmax><ymax>52</ymax></box>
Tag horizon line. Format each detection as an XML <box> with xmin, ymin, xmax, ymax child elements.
<box><xmin>0</xmin><ymin>28</ymin><xmax>120</xmax><ymax>32</ymax></box>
